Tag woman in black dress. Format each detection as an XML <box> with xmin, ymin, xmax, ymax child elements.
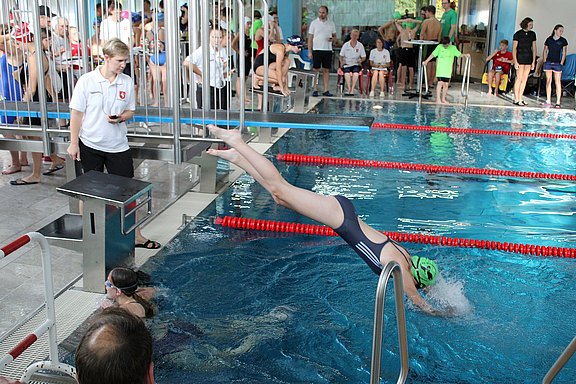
<box><xmin>512</xmin><ymin>17</ymin><xmax>537</xmax><ymax>106</ymax></box>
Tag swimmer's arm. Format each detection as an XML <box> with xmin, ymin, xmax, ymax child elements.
<box><xmin>403</xmin><ymin>277</ymin><xmax>453</xmax><ymax>317</ymax></box>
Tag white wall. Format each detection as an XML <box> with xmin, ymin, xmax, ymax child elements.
<box><xmin>516</xmin><ymin>0</ymin><xmax>576</xmax><ymax>56</ymax></box>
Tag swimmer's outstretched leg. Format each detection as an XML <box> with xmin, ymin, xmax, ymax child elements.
<box><xmin>207</xmin><ymin>125</ymin><xmax>344</xmax><ymax>228</ymax></box>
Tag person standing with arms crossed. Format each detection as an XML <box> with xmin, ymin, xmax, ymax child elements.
<box><xmin>440</xmin><ymin>0</ymin><xmax>457</xmax><ymax>44</ymax></box>
<box><xmin>308</xmin><ymin>5</ymin><xmax>336</xmax><ymax>97</ymax></box>
<box><xmin>67</xmin><ymin>38</ymin><xmax>161</xmax><ymax>250</ymax></box>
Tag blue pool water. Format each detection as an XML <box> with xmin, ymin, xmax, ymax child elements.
<box><xmin>147</xmin><ymin>103</ymin><xmax>576</xmax><ymax>383</ymax></box>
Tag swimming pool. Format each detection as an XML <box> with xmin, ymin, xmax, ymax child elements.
<box><xmin>147</xmin><ymin>102</ymin><xmax>576</xmax><ymax>383</ymax></box>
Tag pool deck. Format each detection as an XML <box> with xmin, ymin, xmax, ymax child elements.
<box><xmin>0</xmin><ymin>79</ymin><xmax>574</xmax><ymax>379</ymax></box>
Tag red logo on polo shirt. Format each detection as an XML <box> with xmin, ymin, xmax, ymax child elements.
<box><xmin>119</xmin><ymin>91</ymin><xmax>126</xmax><ymax>100</ymax></box>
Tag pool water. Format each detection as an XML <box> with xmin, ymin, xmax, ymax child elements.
<box><xmin>147</xmin><ymin>103</ymin><xmax>576</xmax><ymax>383</ymax></box>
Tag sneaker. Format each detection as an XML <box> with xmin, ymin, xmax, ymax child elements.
<box><xmin>369</xmin><ymin>91</ymin><xmax>375</xmax><ymax>97</ymax></box>
<box><xmin>322</xmin><ymin>91</ymin><xmax>333</xmax><ymax>97</ymax></box>
<box><xmin>380</xmin><ymin>91</ymin><xmax>385</xmax><ymax>97</ymax></box>
<box><xmin>312</xmin><ymin>91</ymin><xmax>319</xmax><ymax>97</ymax></box>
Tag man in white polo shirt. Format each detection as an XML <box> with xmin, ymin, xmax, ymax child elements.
<box><xmin>307</xmin><ymin>5</ymin><xmax>336</xmax><ymax>97</ymax></box>
<box><xmin>67</xmin><ymin>38</ymin><xmax>160</xmax><ymax>250</ymax></box>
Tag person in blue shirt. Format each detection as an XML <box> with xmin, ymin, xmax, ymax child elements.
<box><xmin>542</xmin><ymin>24</ymin><xmax>568</xmax><ymax>108</ymax></box>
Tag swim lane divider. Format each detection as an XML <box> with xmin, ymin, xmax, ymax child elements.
<box><xmin>276</xmin><ymin>154</ymin><xmax>576</xmax><ymax>181</ymax></box>
<box><xmin>371</xmin><ymin>122</ymin><xmax>576</xmax><ymax>140</ymax></box>
<box><xmin>215</xmin><ymin>216</ymin><xmax>576</xmax><ymax>258</ymax></box>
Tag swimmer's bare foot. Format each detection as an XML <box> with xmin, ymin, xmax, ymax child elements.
<box><xmin>442</xmin><ymin>100</ymin><xmax>451</xmax><ymax>105</ymax></box>
<box><xmin>207</xmin><ymin>124</ymin><xmax>242</xmax><ymax>146</ymax></box>
<box><xmin>206</xmin><ymin>147</ymin><xmax>240</xmax><ymax>164</ymax></box>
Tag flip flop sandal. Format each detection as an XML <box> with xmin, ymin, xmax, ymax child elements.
<box><xmin>2</xmin><ymin>166</ymin><xmax>22</xmax><ymax>175</ymax></box>
<box><xmin>42</xmin><ymin>164</ymin><xmax>64</xmax><ymax>175</ymax></box>
<box><xmin>10</xmin><ymin>178</ymin><xmax>39</xmax><ymax>186</ymax></box>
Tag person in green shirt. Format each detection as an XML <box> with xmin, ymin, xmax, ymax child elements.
<box><xmin>422</xmin><ymin>36</ymin><xmax>470</xmax><ymax>104</ymax></box>
<box><xmin>249</xmin><ymin>10</ymin><xmax>263</xmax><ymax>51</ymax></box>
<box><xmin>440</xmin><ymin>0</ymin><xmax>457</xmax><ymax>43</ymax></box>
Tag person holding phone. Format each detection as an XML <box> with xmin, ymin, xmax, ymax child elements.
<box><xmin>67</xmin><ymin>38</ymin><xmax>161</xmax><ymax>250</ymax></box>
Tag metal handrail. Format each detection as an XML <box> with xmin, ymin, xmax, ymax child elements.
<box><xmin>370</xmin><ymin>261</ymin><xmax>409</xmax><ymax>384</ymax></box>
<box><xmin>422</xmin><ymin>63</ymin><xmax>429</xmax><ymax>95</ymax></box>
<box><xmin>543</xmin><ymin>336</ymin><xmax>576</xmax><ymax>384</ymax></box>
<box><xmin>0</xmin><ymin>232</ymin><xmax>77</xmax><ymax>382</ymax></box>
<box><xmin>461</xmin><ymin>56</ymin><xmax>471</xmax><ymax>107</ymax></box>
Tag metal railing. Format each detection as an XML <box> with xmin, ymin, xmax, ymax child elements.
<box><xmin>461</xmin><ymin>56</ymin><xmax>472</xmax><ymax>107</ymax></box>
<box><xmin>543</xmin><ymin>336</ymin><xmax>576</xmax><ymax>384</ymax></box>
<box><xmin>370</xmin><ymin>261</ymin><xmax>409</xmax><ymax>384</ymax></box>
<box><xmin>0</xmin><ymin>232</ymin><xmax>77</xmax><ymax>382</ymax></box>
<box><xmin>422</xmin><ymin>63</ymin><xmax>429</xmax><ymax>95</ymax></box>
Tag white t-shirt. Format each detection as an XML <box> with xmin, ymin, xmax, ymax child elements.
<box><xmin>308</xmin><ymin>18</ymin><xmax>336</xmax><ymax>51</ymax></box>
<box><xmin>188</xmin><ymin>45</ymin><xmax>228</xmax><ymax>88</ymax></box>
<box><xmin>100</xmin><ymin>17</ymin><xmax>133</xmax><ymax>46</ymax></box>
<box><xmin>69</xmin><ymin>68</ymin><xmax>136</xmax><ymax>153</ymax></box>
<box><xmin>369</xmin><ymin>48</ymin><xmax>391</xmax><ymax>69</ymax></box>
<box><xmin>340</xmin><ymin>40</ymin><xmax>366</xmax><ymax>68</ymax></box>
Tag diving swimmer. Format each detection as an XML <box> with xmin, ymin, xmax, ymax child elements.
<box><xmin>206</xmin><ymin>125</ymin><xmax>452</xmax><ymax>316</ymax></box>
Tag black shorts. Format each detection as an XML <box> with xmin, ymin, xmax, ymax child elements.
<box><xmin>398</xmin><ymin>47</ymin><xmax>415</xmax><ymax>67</ymax></box>
<box><xmin>343</xmin><ymin>65</ymin><xmax>361</xmax><ymax>73</ymax></box>
<box><xmin>423</xmin><ymin>44</ymin><xmax>438</xmax><ymax>61</ymax></box>
<box><xmin>312</xmin><ymin>50</ymin><xmax>332</xmax><ymax>69</ymax></box>
<box><xmin>437</xmin><ymin>77</ymin><xmax>451</xmax><ymax>82</ymax></box>
<box><xmin>517</xmin><ymin>54</ymin><xmax>533</xmax><ymax>65</ymax></box>
<box><xmin>79</xmin><ymin>139</ymin><xmax>134</xmax><ymax>178</ymax></box>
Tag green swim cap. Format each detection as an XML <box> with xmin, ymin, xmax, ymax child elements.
<box><xmin>393</xmin><ymin>11</ymin><xmax>402</xmax><ymax>20</ymax></box>
<box><xmin>411</xmin><ymin>256</ymin><xmax>438</xmax><ymax>288</ymax></box>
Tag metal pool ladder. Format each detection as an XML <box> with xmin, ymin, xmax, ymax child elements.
<box><xmin>461</xmin><ymin>56</ymin><xmax>472</xmax><ymax>108</ymax></box>
<box><xmin>370</xmin><ymin>261</ymin><xmax>409</xmax><ymax>384</ymax></box>
<box><xmin>543</xmin><ymin>336</ymin><xmax>576</xmax><ymax>383</ymax></box>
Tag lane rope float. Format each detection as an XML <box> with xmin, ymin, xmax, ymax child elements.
<box><xmin>215</xmin><ymin>216</ymin><xmax>576</xmax><ymax>259</ymax></box>
<box><xmin>276</xmin><ymin>153</ymin><xmax>576</xmax><ymax>181</ymax></box>
<box><xmin>371</xmin><ymin>122</ymin><xmax>576</xmax><ymax>140</ymax></box>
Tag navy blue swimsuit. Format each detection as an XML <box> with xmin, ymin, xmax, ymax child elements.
<box><xmin>333</xmin><ymin>195</ymin><xmax>399</xmax><ymax>275</ymax></box>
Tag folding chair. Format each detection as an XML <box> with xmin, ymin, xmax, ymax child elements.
<box><xmin>481</xmin><ymin>63</ymin><xmax>510</xmax><ymax>93</ymax></box>
<box><xmin>337</xmin><ymin>67</ymin><xmax>365</xmax><ymax>95</ymax></box>
<box><xmin>561</xmin><ymin>53</ymin><xmax>576</xmax><ymax>97</ymax></box>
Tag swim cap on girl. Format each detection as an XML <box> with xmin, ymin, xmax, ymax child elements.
<box><xmin>411</xmin><ymin>256</ymin><xmax>438</xmax><ymax>287</ymax></box>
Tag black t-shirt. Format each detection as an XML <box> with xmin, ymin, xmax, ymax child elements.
<box><xmin>544</xmin><ymin>36</ymin><xmax>568</xmax><ymax>63</ymax></box>
<box><xmin>513</xmin><ymin>29</ymin><xmax>537</xmax><ymax>60</ymax></box>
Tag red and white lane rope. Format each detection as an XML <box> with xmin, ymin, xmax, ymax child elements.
<box><xmin>216</xmin><ymin>216</ymin><xmax>576</xmax><ymax>259</ymax></box>
<box><xmin>276</xmin><ymin>153</ymin><xmax>576</xmax><ymax>181</ymax></box>
<box><xmin>371</xmin><ymin>122</ymin><xmax>576</xmax><ymax>140</ymax></box>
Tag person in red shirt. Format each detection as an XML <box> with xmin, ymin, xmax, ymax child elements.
<box><xmin>485</xmin><ymin>39</ymin><xmax>513</xmax><ymax>96</ymax></box>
